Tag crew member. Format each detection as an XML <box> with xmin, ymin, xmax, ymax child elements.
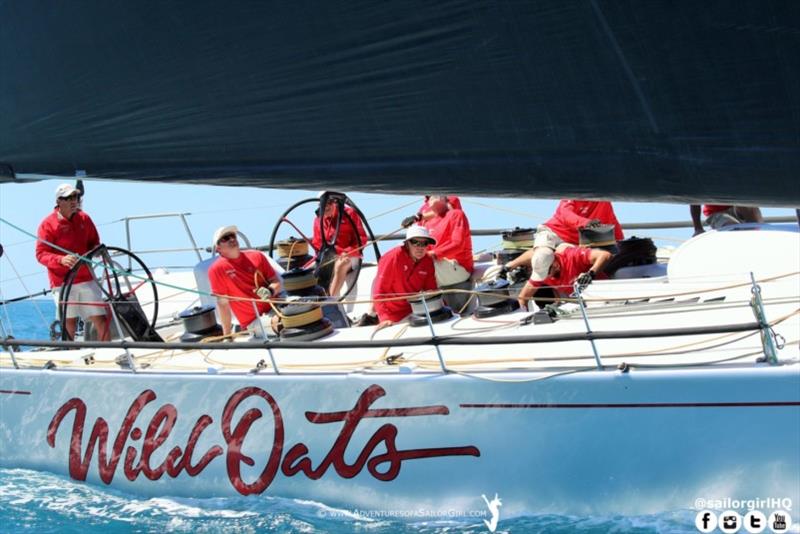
<box><xmin>422</xmin><ymin>194</ymin><xmax>474</xmax><ymax>286</ymax></box>
<box><xmin>517</xmin><ymin>244</ymin><xmax>612</xmax><ymax>310</ymax></box>
<box><xmin>373</xmin><ymin>225</ymin><xmax>438</xmax><ymax>328</ymax></box>
<box><xmin>505</xmin><ymin>200</ymin><xmax>623</xmax><ymax>280</ymax></box>
<box><xmin>690</xmin><ymin>204</ymin><xmax>763</xmax><ymax>235</ymax></box>
<box><xmin>208</xmin><ymin>225</ymin><xmax>282</xmax><ymax>336</ymax></box>
<box><xmin>36</xmin><ymin>183</ymin><xmax>110</xmax><ymax>341</ymax></box>
<box><xmin>311</xmin><ymin>195</ymin><xmax>368</xmax><ymax>297</ymax></box>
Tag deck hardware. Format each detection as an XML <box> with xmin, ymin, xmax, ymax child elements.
<box><xmin>420</xmin><ymin>294</ymin><xmax>448</xmax><ymax>373</ymax></box>
<box><xmin>250</xmin><ymin>301</ymin><xmax>280</xmax><ymax>374</ymax></box>
<box><xmin>385</xmin><ymin>353</ymin><xmax>404</xmax><ymax>365</ymax></box>
<box><xmin>107</xmin><ymin>296</ymin><xmax>137</xmax><ymax>372</ymax></box>
<box><xmin>43</xmin><ymin>360</ymin><xmax>56</xmax><ymax>370</ymax></box>
<box><xmin>749</xmin><ymin>272</ymin><xmax>778</xmax><ymax>365</ymax></box>
<box><xmin>573</xmin><ymin>282</ymin><xmax>603</xmax><ymax>370</ymax></box>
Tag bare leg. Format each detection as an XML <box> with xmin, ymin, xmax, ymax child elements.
<box><xmin>734</xmin><ymin>206</ymin><xmax>763</xmax><ymax>223</ymax></box>
<box><xmin>64</xmin><ymin>317</ymin><xmax>78</xmax><ymax>339</ymax></box>
<box><xmin>506</xmin><ymin>248</ymin><xmax>534</xmax><ymax>270</ymax></box>
<box><xmin>89</xmin><ymin>314</ymin><xmax>111</xmax><ymax>341</ymax></box>
<box><xmin>328</xmin><ymin>256</ymin><xmax>351</xmax><ymax>297</ymax></box>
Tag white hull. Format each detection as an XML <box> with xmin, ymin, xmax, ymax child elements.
<box><xmin>2</xmin><ymin>363</ymin><xmax>798</xmax><ymax>515</ymax></box>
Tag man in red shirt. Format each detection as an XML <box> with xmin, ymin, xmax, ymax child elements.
<box><xmin>690</xmin><ymin>204</ymin><xmax>763</xmax><ymax>235</ymax></box>
<box><xmin>208</xmin><ymin>225</ymin><xmax>282</xmax><ymax>337</ymax></box>
<box><xmin>517</xmin><ymin>245</ymin><xmax>612</xmax><ymax>310</ymax></box>
<box><xmin>422</xmin><ymin>195</ymin><xmax>474</xmax><ymax>286</ymax></box>
<box><xmin>506</xmin><ymin>200</ymin><xmax>623</xmax><ymax>281</ymax></box>
<box><xmin>373</xmin><ymin>225</ymin><xmax>438</xmax><ymax>328</ymax></box>
<box><xmin>36</xmin><ymin>183</ymin><xmax>110</xmax><ymax>341</ymax></box>
<box><xmin>311</xmin><ymin>195</ymin><xmax>368</xmax><ymax>297</ymax></box>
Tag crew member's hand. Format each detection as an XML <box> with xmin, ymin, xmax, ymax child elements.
<box><xmin>401</xmin><ymin>213</ymin><xmax>422</xmax><ymax>228</ymax></box>
<box><xmin>497</xmin><ymin>266</ymin><xmax>508</xmax><ymax>280</ymax></box>
<box><xmin>576</xmin><ymin>271</ymin><xmax>594</xmax><ymax>289</ymax></box>
<box><xmin>60</xmin><ymin>254</ymin><xmax>78</xmax><ymax>268</ymax></box>
<box><xmin>255</xmin><ymin>286</ymin><xmax>273</xmax><ymax>301</ymax></box>
<box><xmin>376</xmin><ymin>319</ymin><xmax>395</xmax><ymax>331</ymax></box>
<box><xmin>583</xmin><ymin>219</ymin><xmax>601</xmax><ymax>228</ymax></box>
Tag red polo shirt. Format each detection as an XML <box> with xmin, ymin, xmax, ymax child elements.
<box><xmin>36</xmin><ymin>209</ymin><xmax>101</xmax><ymax>288</ymax></box>
<box><xmin>703</xmin><ymin>204</ymin><xmax>731</xmax><ymax>217</ymax></box>
<box><xmin>311</xmin><ymin>205</ymin><xmax>367</xmax><ymax>257</ymax></box>
<box><xmin>424</xmin><ymin>208</ymin><xmax>474</xmax><ymax>272</ymax></box>
<box><xmin>373</xmin><ymin>245</ymin><xmax>437</xmax><ymax>322</ymax></box>
<box><xmin>544</xmin><ymin>200</ymin><xmax>624</xmax><ymax>244</ymax></box>
<box><xmin>530</xmin><ymin>246</ymin><xmax>594</xmax><ymax>296</ymax></box>
<box><xmin>208</xmin><ymin>250</ymin><xmax>276</xmax><ymax>327</ymax></box>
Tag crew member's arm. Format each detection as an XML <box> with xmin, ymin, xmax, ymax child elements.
<box><xmin>217</xmin><ymin>297</ymin><xmax>233</xmax><ymax>335</ymax></box>
<box><xmin>555</xmin><ymin>200</ymin><xmax>592</xmax><ymax>229</ymax></box>
<box><xmin>517</xmin><ymin>280</ymin><xmax>538</xmax><ymax>310</ymax></box>
<box><xmin>35</xmin><ymin>223</ymin><xmax>75</xmax><ymax>273</ymax></box>
<box><xmin>588</xmin><ymin>248</ymin><xmax>612</xmax><ymax>274</ymax></box>
<box><xmin>690</xmin><ymin>204</ymin><xmax>705</xmax><ymax>236</ymax></box>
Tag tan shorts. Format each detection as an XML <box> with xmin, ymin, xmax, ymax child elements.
<box><xmin>52</xmin><ymin>281</ymin><xmax>107</xmax><ymax>320</ymax></box>
<box><xmin>434</xmin><ymin>258</ymin><xmax>471</xmax><ymax>286</ymax></box>
<box><xmin>533</xmin><ymin>224</ymin><xmax>564</xmax><ymax>250</ymax></box>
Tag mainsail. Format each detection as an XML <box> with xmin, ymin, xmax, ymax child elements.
<box><xmin>1</xmin><ymin>1</ymin><xmax>798</xmax><ymax>204</ymax></box>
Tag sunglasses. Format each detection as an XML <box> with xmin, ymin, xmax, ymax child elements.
<box><xmin>407</xmin><ymin>239</ymin><xmax>430</xmax><ymax>247</ymax></box>
<box><xmin>59</xmin><ymin>193</ymin><xmax>79</xmax><ymax>201</ymax></box>
<box><xmin>217</xmin><ymin>233</ymin><xmax>237</xmax><ymax>244</ymax></box>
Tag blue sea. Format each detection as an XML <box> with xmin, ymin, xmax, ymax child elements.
<box><xmin>0</xmin><ymin>301</ymin><xmax>700</xmax><ymax>533</ymax></box>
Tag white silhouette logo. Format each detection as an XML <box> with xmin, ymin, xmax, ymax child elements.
<box><xmin>481</xmin><ymin>493</ymin><xmax>502</xmax><ymax>532</ymax></box>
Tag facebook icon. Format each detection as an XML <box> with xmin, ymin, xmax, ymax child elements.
<box><xmin>695</xmin><ymin>510</ymin><xmax>718</xmax><ymax>532</ymax></box>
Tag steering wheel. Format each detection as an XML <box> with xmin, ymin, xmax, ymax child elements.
<box><xmin>59</xmin><ymin>245</ymin><xmax>159</xmax><ymax>340</ymax></box>
<box><xmin>267</xmin><ymin>192</ymin><xmax>381</xmax><ymax>300</ymax></box>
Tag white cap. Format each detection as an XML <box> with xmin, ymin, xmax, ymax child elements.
<box><xmin>55</xmin><ymin>183</ymin><xmax>79</xmax><ymax>200</ymax></box>
<box><xmin>213</xmin><ymin>225</ymin><xmax>238</xmax><ymax>245</ymax></box>
<box><xmin>530</xmin><ymin>247</ymin><xmax>555</xmax><ymax>281</ymax></box>
<box><xmin>404</xmin><ymin>225</ymin><xmax>436</xmax><ymax>245</ymax></box>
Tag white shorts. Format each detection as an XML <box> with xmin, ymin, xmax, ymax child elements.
<box><xmin>52</xmin><ymin>281</ymin><xmax>107</xmax><ymax>320</ymax></box>
<box><xmin>246</xmin><ymin>311</ymin><xmax>278</xmax><ymax>339</ymax></box>
<box><xmin>434</xmin><ymin>258</ymin><xmax>471</xmax><ymax>287</ymax></box>
<box><xmin>533</xmin><ymin>224</ymin><xmax>564</xmax><ymax>250</ymax></box>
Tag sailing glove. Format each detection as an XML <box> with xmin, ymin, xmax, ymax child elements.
<box><xmin>583</xmin><ymin>219</ymin><xmax>602</xmax><ymax>229</ymax></box>
<box><xmin>401</xmin><ymin>213</ymin><xmax>422</xmax><ymax>228</ymax></box>
<box><xmin>576</xmin><ymin>271</ymin><xmax>595</xmax><ymax>289</ymax></box>
<box><xmin>255</xmin><ymin>286</ymin><xmax>273</xmax><ymax>301</ymax></box>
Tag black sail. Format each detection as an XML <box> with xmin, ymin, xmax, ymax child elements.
<box><xmin>1</xmin><ymin>1</ymin><xmax>798</xmax><ymax>205</ymax></box>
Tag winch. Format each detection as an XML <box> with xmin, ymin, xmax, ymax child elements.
<box><xmin>473</xmin><ymin>278</ymin><xmax>519</xmax><ymax>318</ymax></box>
<box><xmin>178</xmin><ymin>304</ymin><xmax>222</xmax><ymax>342</ymax></box>
<box><xmin>275</xmin><ymin>237</ymin><xmax>313</xmax><ymax>271</ymax></box>
<box><xmin>407</xmin><ymin>292</ymin><xmax>453</xmax><ymax>326</ymax></box>
<box><xmin>278</xmin><ymin>297</ymin><xmax>334</xmax><ymax>341</ymax></box>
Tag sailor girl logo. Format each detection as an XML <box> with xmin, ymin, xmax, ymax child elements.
<box><xmin>46</xmin><ymin>385</ymin><xmax>480</xmax><ymax>494</ymax></box>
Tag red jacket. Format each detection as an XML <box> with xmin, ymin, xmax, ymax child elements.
<box><xmin>311</xmin><ymin>205</ymin><xmax>367</xmax><ymax>257</ymax></box>
<box><xmin>424</xmin><ymin>208</ymin><xmax>474</xmax><ymax>272</ymax></box>
<box><xmin>36</xmin><ymin>209</ymin><xmax>101</xmax><ymax>288</ymax></box>
<box><xmin>208</xmin><ymin>250</ymin><xmax>276</xmax><ymax>328</ymax></box>
<box><xmin>703</xmin><ymin>204</ymin><xmax>731</xmax><ymax>217</ymax></box>
<box><xmin>531</xmin><ymin>246</ymin><xmax>593</xmax><ymax>296</ymax></box>
<box><xmin>373</xmin><ymin>245</ymin><xmax>437</xmax><ymax>322</ymax></box>
<box><xmin>544</xmin><ymin>200</ymin><xmax>624</xmax><ymax>245</ymax></box>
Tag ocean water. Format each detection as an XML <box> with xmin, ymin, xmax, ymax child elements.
<box><xmin>0</xmin><ymin>301</ymin><xmax>703</xmax><ymax>532</ymax></box>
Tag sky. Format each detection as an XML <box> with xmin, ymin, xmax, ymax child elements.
<box><xmin>1</xmin><ymin>178</ymin><xmax>797</xmax><ymax>301</ymax></box>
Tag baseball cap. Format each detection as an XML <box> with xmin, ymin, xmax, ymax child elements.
<box><xmin>55</xmin><ymin>183</ymin><xmax>79</xmax><ymax>201</ymax></box>
<box><xmin>213</xmin><ymin>225</ymin><xmax>238</xmax><ymax>245</ymax></box>
<box><xmin>530</xmin><ymin>247</ymin><xmax>555</xmax><ymax>281</ymax></box>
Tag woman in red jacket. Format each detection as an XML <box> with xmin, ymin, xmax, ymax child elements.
<box><xmin>311</xmin><ymin>196</ymin><xmax>368</xmax><ymax>297</ymax></box>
